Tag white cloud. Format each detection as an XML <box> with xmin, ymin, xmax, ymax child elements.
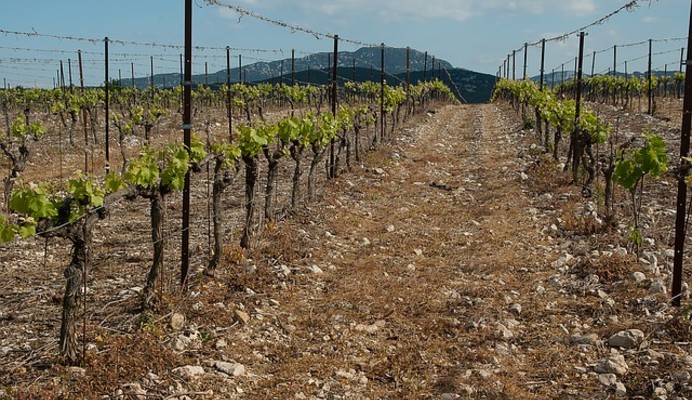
<box><xmin>220</xmin><ymin>0</ymin><xmax>598</xmax><ymax>23</ymax></box>
<box><xmin>642</xmin><ymin>16</ymin><xmax>659</xmax><ymax>24</ymax></box>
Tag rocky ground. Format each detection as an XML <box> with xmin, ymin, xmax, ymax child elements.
<box><xmin>2</xmin><ymin>101</ymin><xmax>692</xmax><ymax>399</ymax></box>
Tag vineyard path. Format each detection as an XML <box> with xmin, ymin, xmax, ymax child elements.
<box><xmin>230</xmin><ymin>102</ymin><xmax>560</xmax><ymax>398</ymax></box>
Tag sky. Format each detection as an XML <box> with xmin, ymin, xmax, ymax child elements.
<box><xmin>0</xmin><ymin>0</ymin><xmax>690</xmax><ymax>88</ymax></box>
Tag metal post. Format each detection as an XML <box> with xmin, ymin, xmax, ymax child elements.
<box><xmin>181</xmin><ymin>0</ymin><xmax>193</xmax><ymax>286</ymax></box>
<box><xmin>104</xmin><ymin>37</ymin><xmax>110</xmax><ymax>174</ymax></box>
<box><xmin>205</xmin><ymin>61</ymin><xmax>208</xmax><ymax>86</ymax></box>
<box><xmin>573</xmin><ymin>32</ymin><xmax>586</xmax><ymax>180</ymax></box>
<box><xmin>68</xmin><ymin>59</ymin><xmax>73</xmax><ymax>89</ymax></box>
<box><xmin>540</xmin><ymin>39</ymin><xmax>546</xmax><ymax>90</ymax></box>
<box><xmin>280</xmin><ymin>60</ymin><xmax>284</xmax><ymax>86</ymax></box>
<box><xmin>648</xmin><ymin>38</ymin><xmax>653</xmax><ymax>115</ymax></box>
<box><xmin>131</xmin><ymin>62</ymin><xmax>135</xmax><ymax>89</ymax></box>
<box><xmin>523</xmin><ymin>43</ymin><xmax>528</xmax><ymax>80</ymax></box>
<box><xmin>406</xmin><ymin>46</ymin><xmax>411</xmax><ymax>88</ymax></box>
<box><xmin>329</xmin><ymin>35</ymin><xmax>338</xmax><ymax>179</ymax></box>
<box><xmin>380</xmin><ymin>43</ymin><xmax>385</xmax><ymax>143</ymax></box>
<box><xmin>512</xmin><ymin>50</ymin><xmax>516</xmax><ymax>80</ymax></box>
<box><xmin>226</xmin><ymin>46</ymin><xmax>232</xmax><ymax>142</ymax></box>
<box><xmin>432</xmin><ymin>56</ymin><xmax>436</xmax><ymax>79</ymax></box>
<box><xmin>78</xmin><ymin>50</ymin><xmax>88</xmax><ymax>173</ymax></box>
<box><xmin>591</xmin><ymin>51</ymin><xmax>596</xmax><ymax>77</ymax></box>
<box><xmin>238</xmin><ymin>54</ymin><xmax>242</xmax><ymax>82</ymax></box>
<box><xmin>673</xmin><ymin>5</ymin><xmax>692</xmax><ymax>307</ymax></box>
<box><xmin>352</xmin><ymin>58</ymin><xmax>356</xmax><ymax>82</ymax></box>
<box><xmin>613</xmin><ymin>45</ymin><xmax>617</xmax><ymax>76</ymax></box>
<box><xmin>150</xmin><ymin>56</ymin><xmax>154</xmax><ymax>92</ymax></box>
<box><xmin>681</xmin><ymin>47</ymin><xmax>686</xmax><ymax>73</ymax></box>
<box><xmin>59</xmin><ymin>60</ymin><xmax>66</xmax><ymax>92</ymax></box>
<box><xmin>291</xmin><ymin>49</ymin><xmax>295</xmax><ymax>85</ymax></box>
<box><xmin>424</xmin><ymin>51</ymin><xmax>428</xmax><ymax>81</ymax></box>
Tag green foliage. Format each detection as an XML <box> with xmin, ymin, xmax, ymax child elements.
<box><xmin>105</xmin><ymin>174</ymin><xmax>127</xmax><ymax>193</ymax></box>
<box><xmin>0</xmin><ymin>217</ymin><xmax>16</xmax><ymax>243</ymax></box>
<box><xmin>10</xmin><ymin>183</ymin><xmax>57</xmax><ymax>219</ymax></box>
<box><xmin>125</xmin><ymin>148</ymin><xmax>160</xmax><ymax>188</ymax></box>
<box><xmin>67</xmin><ymin>174</ymin><xmax>105</xmax><ymax>208</ymax></box>
<box><xmin>160</xmin><ymin>145</ymin><xmax>190</xmax><ymax>190</ymax></box>
<box><xmin>579</xmin><ymin>112</ymin><xmax>610</xmax><ymax>144</ymax></box>
<box><xmin>189</xmin><ymin>134</ymin><xmax>208</xmax><ymax>164</ymax></box>
<box><xmin>614</xmin><ymin>133</ymin><xmax>668</xmax><ymax>191</ymax></box>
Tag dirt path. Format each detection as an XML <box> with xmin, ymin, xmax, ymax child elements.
<box><xmin>228</xmin><ymin>103</ymin><xmax>559</xmax><ymax>398</ymax></box>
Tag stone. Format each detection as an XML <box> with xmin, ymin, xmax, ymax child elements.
<box><xmin>650</xmin><ymin>281</ymin><xmax>667</xmax><ymax>294</ymax></box>
<box><xmin>609</xmin><ymin>329</ymin><xmax>644</xmax><ymax>349</ymax></box>
<box><xmin>360</xmin><ymin>237</ymin><xmax>371</xmax><ymax>246</ymax></box>
<box><xmin>215</xmin><ymin>361</ymin><xmax>245</xmax><ymax>377</ymax></box>
<box><xmin>233</xmin><ymin>309</ymin><xmax>251</xmax><ymax>325</ymax></box>
<box><xmin>520</xmin><ymin>172</ymin><xmax>529</xmax><ymax>181</ymax></box>
<box><xmin>414</xmin><ymin>248</ymin><xmax>423</xmax><ymax>256</ymax></box>
<box><xmin>214</xmin><ymin>338</ymin><xmax>228</xmax><ymax>350</ymax></box>
<box><xmin>441</xmin><ymin>394</ymin><xmax>459</xmax><ymax>400</ymax></box>
<box><xmin>406</xmin><ymin>264</ymin><xmax>416</xmax><ymax>272</ymax></box>
<box><xmin>172</xmin><ymin>365</ymin><xmax>205</xmax><ymax>380</ymax></box>
<box><xmin>534</xmin><ymin>285</ymin><xmax>546</xmax><ymax>295</ymax></box>
<box><xmin>373</xmin><ymin>167</ymin><xmax>386</xmax><ymax>176</ymax></box>
<box><xmin>509</xmin><ymin>303</ymin><xmax>522</xmax><ymax>315</ymax></box>
<box><xmin>571</xmin><ymin>333</ymin><xmax>599</xmax><ymax>346</ymax></box>
<box><xmin>308</xmin><ymin>265</ymin><xmax>324</xmax><ymax>274</ymax></box>
<box><xmin>494</xmin><ymin>323</ymin><xmax>514</xmax><ymax>340</ymax></box>
<box><xmin>598</xmin><ymin>373</ymin><xmax>618</xmax><ymax>387</ymax></box>
<box><xmin>614</xmin><ymin>382</ymin><xmax>627</xmax><ymax>396</ymax></box>
<box><xmin>673</xmin><ymin>371</ymin><xmax>691</xmax><ymax>382</ymax></box>
<box><xmin>170</xmin><ymin>313</ymin><xmax>185</xmax><ymax>330</ymax></box>
<box><xmin>665</xmin><ymin>249</ymin><xmax>675</xmax><ymax>259</ymax></box>
<box><xmin>67</xmin><ymin>366</ymin><xmax>86</xmax><ymax>376</ymax></box>
<box><xmin>385</xmin><ymin>225</ymin><xmax>395</xmax><ymax>233</ymax></box>
<box><xmin>631</xmin><ymin>272</ymin><xmax>646</xmax><ymax>283</ymax></box>
<box><xmin>122</xmin><ymin>383</ymin><xmax>146</xmax><ymax>399</ymax></box>
<box><xmin>594</xmin><ymin>354</ymin><xmax>629</xmax><ymax>376</ymax></box>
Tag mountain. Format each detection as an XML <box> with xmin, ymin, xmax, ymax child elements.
<box><xmin>120</xmin><ymin>47</ymin><xmax>496</xmax><ymax>103</ymax></box>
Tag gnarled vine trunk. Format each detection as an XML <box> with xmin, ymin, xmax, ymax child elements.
<box><xmin>241</xmin><ymin>155</ymin><xmax>259</xmax><ymax>249</ymax></box>
<box><xmin>142</xmin><ymin>190</ymin><xmax>165</xmax><ymax>309</ymax></box>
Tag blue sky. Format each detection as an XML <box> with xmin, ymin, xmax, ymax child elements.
<box><xmin>0</xmin><ymin>0</ymin><xmax>689</xmax><ymax>87</ymax></box>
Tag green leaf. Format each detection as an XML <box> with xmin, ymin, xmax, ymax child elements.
<box><xmin>105</xmin><ymin>174</ymin><xmax>127</xmax><ymax>193</ymax></box>
<box><xmin>0</xmin><ymin>219</ymin><xmax>15</xmax><ymax>243</ymax></box>
<box><xmin>18</xmin><ymin>223</ymin><xmax>36</xmax><ymax>239</ymax></box>
<box><xmin>10</xmin><ymin>184</ymin><xmax>58</xmax><ymax>219</ymax></box>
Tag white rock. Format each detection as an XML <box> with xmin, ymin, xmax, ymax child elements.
<box><xmin>534</xmin><ymin>285</ymin><xmax>546</xmax><ymax>295</ymax></box>
<box><xmin>614</xmin><ymin>382</ymin><xmax>627</xmax><ymax>396</ymax></box>
<box><xmin>598</xmin><ymin>373</ymin><xmax>618</xmax><ymax>386</ymax></box>
<box><xmin>385</xmin><ymin>225</ymin><xmax>395</xmax><ymax>233</ymax></box>
<box><xmin>608</xmin><ymin>329</ymin><xmax>644</xmax><ymax>349</ymax></box>
<box><xmin>520</xmin><ymin>172</ymin><xmax>529</xmax><ymax>181</ymax></box>
<box><xmin>308</xmin><ymin>265</ymin><xmax>324</xmax><ymax>274</ymax></box>
<box><xmin>172</xmin><ymin>365</ymin><xmax>205</xmax><ymax>379</ymax></box>
<box><xmin>406</xmin><ymin>264</ymin><xmax>416</xmax><ymax>272</ymax></box>
<box><xmin>665</xmin><ymin>249</ymin><xmax>675</xmax><ymax>258</ymax></box>
<box><xmin>170</xmin><ymin>313</ymin><xmax>185</xmax><ymax>330</ymax></box>
<box><xmin>571</xmin><ymin>333</ymin><xmax>599</xmax><ymax>346</ymax></box>
<box><xmin>214</xmin><ymin>338</ymin><xmax>227</xmax><ymax>350</ymax></box>
<box><xmin>414</xmin><ymin>248</ymin><xmax>423</xmax><ymax>256</ymax></box>
<box><xmin>594</xmin><ymin>354</ymin><xmax>629</xmax><ymax>376</ymax></box>
<box><xmin>494</xmin><ymin>323</ymin><xmax>514</xmax><ymax>340</ymax></box>
<box><xmin>215</xmin><ymin>361</ymin><xmax>245</xmax><ymax>377</ymax></box>
<box><xmin>631</xmin><ymin>272</ymin><xmax>646</xmax><ymax>283</ymax></box>
<box><xmin>509</xmin><ymin>303</ymin><xmax>522</xmax><ymax>315</ymax></box>
<box><xmin>650</xmin><ymin>281</ymin><xmax>667</xmax><ymax>294</ymax></box>
<box><xmin>360</xmin><ymin>237</ymin><xmax>371</xmax><ymax>246</ymax></box>
<box><xmin>373</xmin><ymin>167</ymin><xmax>386</xmax><ymax>176</ymax></box>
